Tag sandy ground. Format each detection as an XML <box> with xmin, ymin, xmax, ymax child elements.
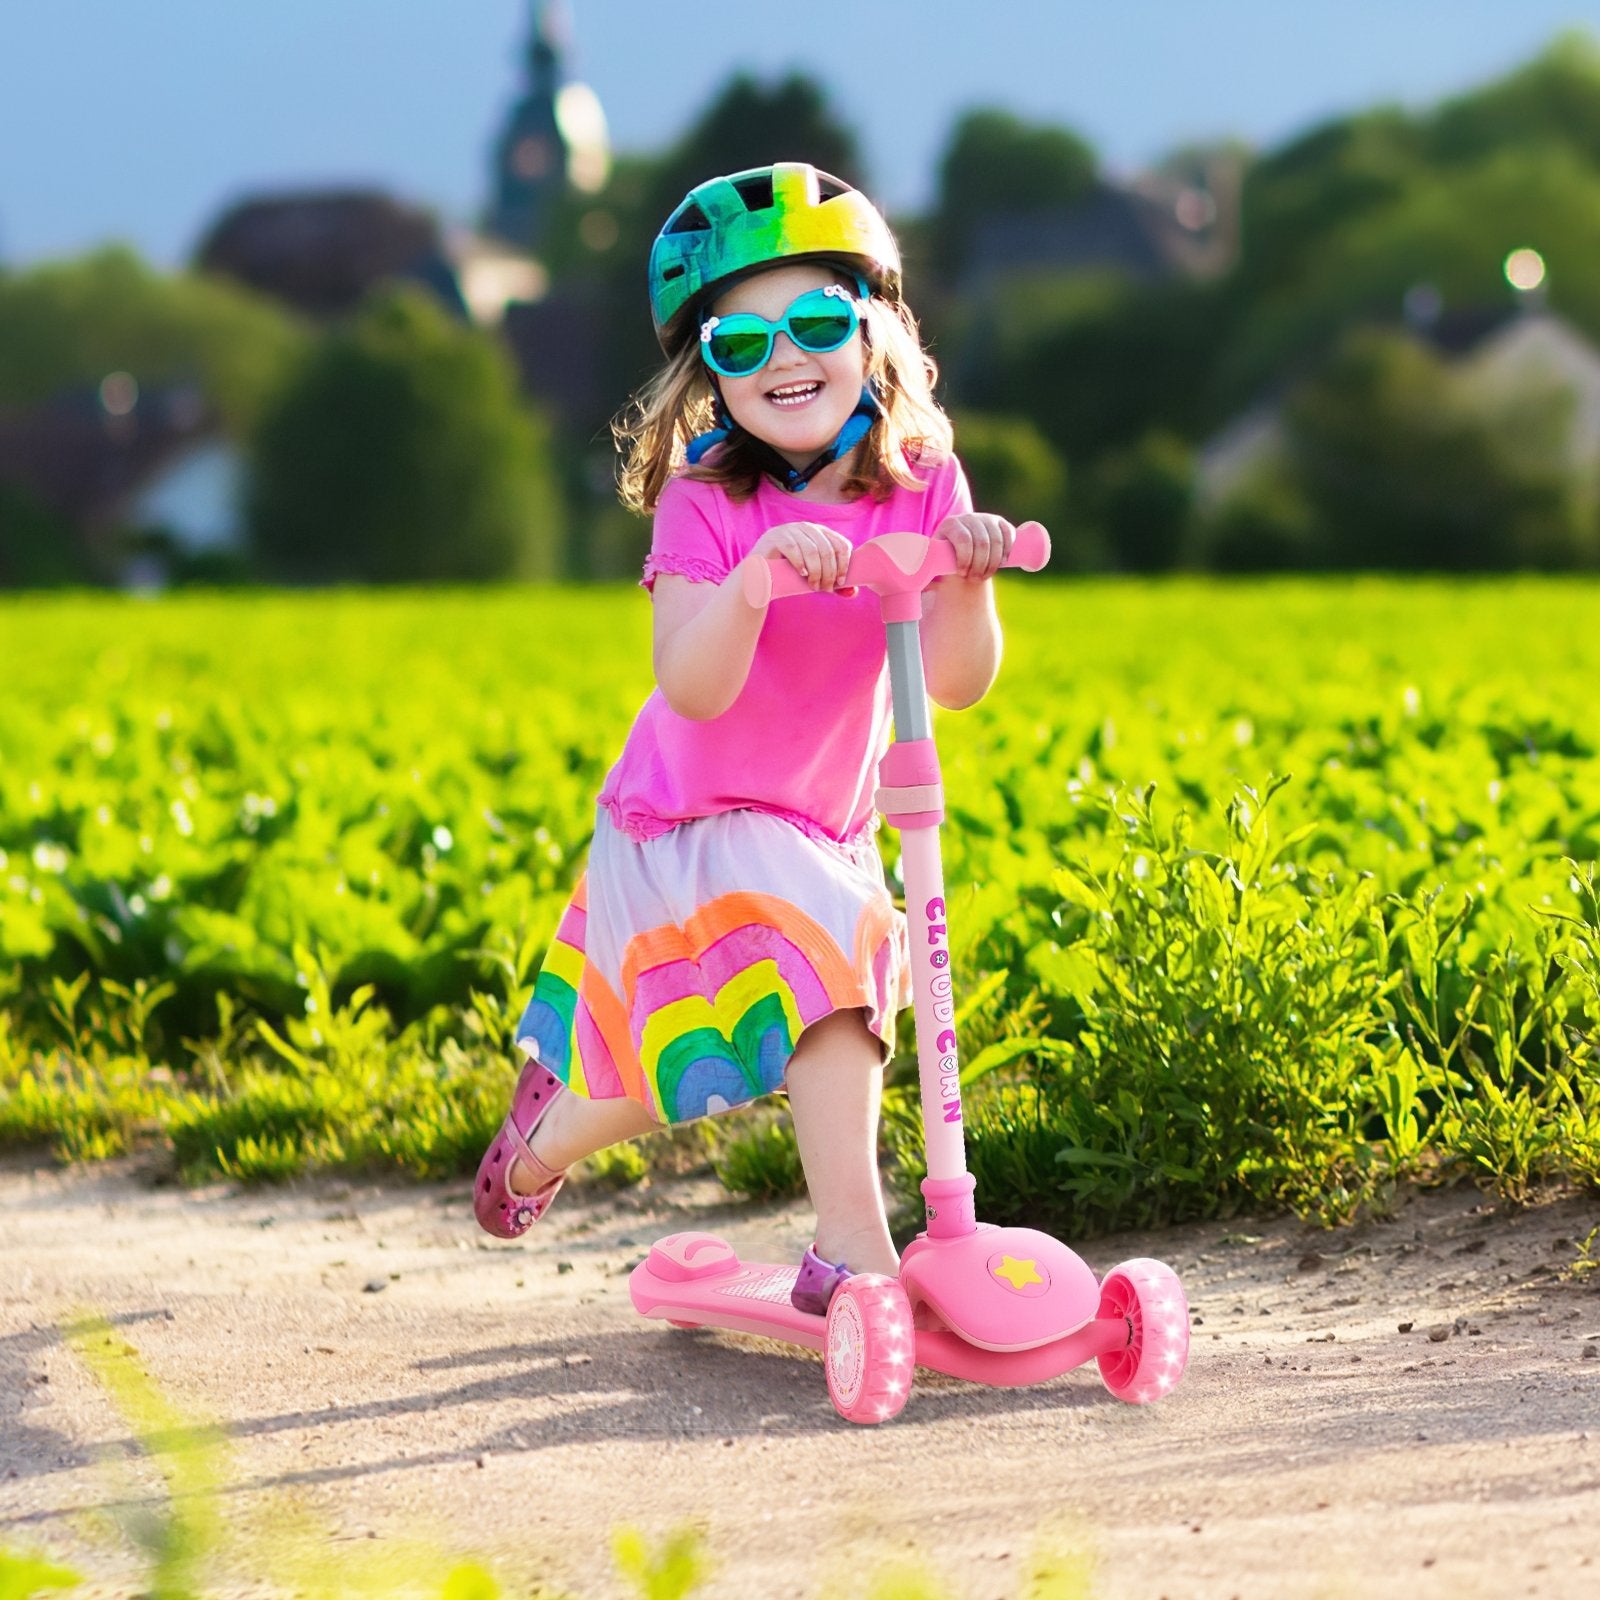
<box><xmin>1</xmin><ymin>1154</ymin><xmax>1597</xmax><ymax>1600</ymax></box>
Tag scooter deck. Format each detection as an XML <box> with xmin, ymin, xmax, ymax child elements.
<box><xmin>629</xmin><ymin>1232</ymin><xmax>1132</xmax><ymax>1386</ymax></box>
<box><xmin>629</xmin><ymin>1234</ymin><xmax>828</xmax><ymax>1351</ymax></box>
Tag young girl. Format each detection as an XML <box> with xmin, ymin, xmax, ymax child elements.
<box><xmin>475</xmin><ymin>162</ymin><xmax>1019</xmax><ymax>1313</ymax></box>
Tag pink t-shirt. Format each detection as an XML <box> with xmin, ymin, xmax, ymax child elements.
<box><xmin>597</xmin><ymin>454</ymin><xmax>972</xmax><ymax>844</ymax></box>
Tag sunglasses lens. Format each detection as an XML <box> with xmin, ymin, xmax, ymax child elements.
<box><xmin>787</xmin><ymin>290</ymin><xmax>856</xmax><ymax>352</ymax></box>
<box><xmin>706</xmin><ymin>323</ymin><xmax>769</xmax><ymax>375</ymax></box>
<box><xmin>701</xmin><ymin>290</ymin><xmax>858</xmax><ymax>375</ymax></box>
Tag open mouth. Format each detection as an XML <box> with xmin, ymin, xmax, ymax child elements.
<box><xmin>765</xmin><ymin>381</ymin><xmax>822</xmax><ymax>408</ymax></box>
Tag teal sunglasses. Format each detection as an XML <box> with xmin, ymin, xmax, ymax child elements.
<box><xmin>699</xmin><ymin>282</ymin><xmax>865</xmax><ymax>378</ymax></box>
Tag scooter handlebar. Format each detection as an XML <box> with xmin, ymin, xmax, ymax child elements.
<box><xmin>740</xmin><ymin>521</ymin><xmax>1051</xmax><ymax>608</ymax></box>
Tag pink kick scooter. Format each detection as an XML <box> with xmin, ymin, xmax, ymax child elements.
<box><xmin>629</xmin><ymin>523</ymin><xmax>1191</xmax><ymax>1424</ymax></box>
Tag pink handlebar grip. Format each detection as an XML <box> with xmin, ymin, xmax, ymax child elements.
<box><xmin>740</xmin><ymin>521</ymin><xmax>1051</xmax><ymax>607</ymax></box>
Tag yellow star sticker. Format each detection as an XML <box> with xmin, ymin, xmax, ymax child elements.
<box><xmin>992</xmin><ymin>1255</ymin><xmax>1045</xmax><ymax>1290</ymax></box>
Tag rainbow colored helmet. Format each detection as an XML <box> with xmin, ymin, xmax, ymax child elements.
<box><xmin>648</xmin><ymin>162</ymin><xmax>902</xmax><ymax>355</ymax></box>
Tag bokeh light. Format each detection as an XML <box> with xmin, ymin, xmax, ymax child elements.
<box><xmin>99</xmin><ymin>372</ymin><xmax>138</xmax><ymax>416</ymax></box>
<box><xmin>1504</xmin><ymin>247</ymin><xmax>1546</xmax><ymax>292</ymax></box>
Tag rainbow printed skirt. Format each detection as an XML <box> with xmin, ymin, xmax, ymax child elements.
<box><xmin>513</xmin><ymin>807</ymin><xmax>911</xmax><ymax>1125</ymax></box>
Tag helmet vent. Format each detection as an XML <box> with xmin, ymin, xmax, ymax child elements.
<box><xmin>665</xmin><ymin>202</ymin><xmax>710</xmax><ymax>235</ymax></box>
<box><xmin>732</xmin><ymin>174</ymin><xmax>775</xmax><ymax>212</ymax></box>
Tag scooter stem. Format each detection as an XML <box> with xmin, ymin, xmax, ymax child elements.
<box><xmin>877</xmin><ymin>614</ymin><xmax>980</xmax><ymax>1234</ymax></box>
<box><xmin>745</xmin><ymin>524</ymin><xmax>1052</xmax><ymax>1240</ymax></box>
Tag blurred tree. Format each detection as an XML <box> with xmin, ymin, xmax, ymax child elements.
<box><xmin>1225</xmin><ymin>36</ymin><xmax>1600</xmax><ymax>405</ymax></box>
<box><xmin>1236</xmin><ymin>109</ymin><xmax>1428</xmax><ymax>301</ymax></box>
<box><xmin>1286</xmin><ymin>328</ymin><xmax>1590</xmax><ymax>569</ymax></box>
<box><xmin>958</xmin><ymin>271</ymin><xmax>1229</xmax><ymax>467</ymax></box>
<box><xmin>1427</xmin><ymin>31</ymin><xmax>1600</xmax><ymax>170</ymax></box>
<box><xmin>930</xmin><ymin>109</ymin><xmax>1098</xmax><ymax>280</ymax></box>
<box><xmin>647</xmin><ymin>72</ymin><xmax>865</xmax><ymax>214</ymax></box>
<box><xmin>1196</xmin><ymin>460</ymin><xmax>1318</xmax><ymax>572</ymax></box>
<box><xmin>0</xmin><ymin>245</ymin><xmax>306</xmax><ymax>435</ymax></box>
<box><xmin>1222</xmin><ymin>146</ymin><xmax>1600</xmax><ymax>404</ymax></box>
<box><xmin>0</xmin><ymin>481</ymin><xmax>91</xmax><ymax>587</ymax></box>
<box><xmin>248</xmin><ymin>289</ymin><xmax>564</xmax><ymax>582</ymax></box>
<box><xmin>1090</xmin><ymin>430</ymin><xmax>1196</xmax><ymax>574</ymax></box>
<box><xmin>949</xmin><ymin>409</ymin><xmax>1079</xmax><ymax>560</ymax></box>
<box><xmin>1193</xmin><ymin>461</ymin><xmax>1317</xmax><ymax>573</ymax></box>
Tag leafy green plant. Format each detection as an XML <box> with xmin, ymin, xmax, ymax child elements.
<box><xmin>707</xmin><ymin>1110</ymin><xmax>808</xmax><ymax>1201</ymax></box>
<box><xmin>612</xmin><ymin>1527</ymin><xmax>707</xmax><ymax>1600</ymax></box>
<box><xmin>581</xmin><ymin>1139</ymin><xmax>652</xmax><ymax>1189</ymax></box>
<box><xmin>2</xmin><ymin>578</ymin><xmax>1597</xmax><ymax>1222</ymax></box>
<box><xmin>939</xmin><ymin>780</ymin><xmax>1405</xmax><ymax>1234</ymax></box>
<box><xmin>0</xmin><ymin>1547</ymin><xmax>81</xmax><ymax>1600</ymax></box>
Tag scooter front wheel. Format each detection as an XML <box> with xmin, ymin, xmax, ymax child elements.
<box><xmin>1096</xmin><ymin>1258</ymin><xmax>1190</xmax><ymax>1404</ymax></box>
<box><xmin>825</xmin><ymin>1274</ymin><xmax>914</xmax><ymax>1425</ymax></box>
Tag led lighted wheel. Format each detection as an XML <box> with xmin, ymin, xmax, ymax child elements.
<box><xmin>1096</xmin><ymin>1258</ymin><xmax>1190</xmax><ymax>1404</ymax></box>
<box><xmin>824</xmin><ymin>1274</ymin><xmax>914</xmax><ymax>1425</ymax></box>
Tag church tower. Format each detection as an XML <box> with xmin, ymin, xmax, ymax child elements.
<box><xmin>485</xmin><ymin>1</ymin><xmax>609</xmax><ymax>254</ymax></box>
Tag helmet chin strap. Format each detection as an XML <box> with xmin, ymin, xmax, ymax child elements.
<box><xmin>685</xmin><ymin>384</ymin><xmax>882</xmax><ymax>492</ymax></box>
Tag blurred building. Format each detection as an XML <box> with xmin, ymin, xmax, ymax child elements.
<box><xmin>189</xmin><ymin>1</ymin><xmax>606</xmax><ymax>424</ymax></box>
<box><xmin>485</xmin><ymin>0</ymin><xmax>613</xmax><ymax>430</ymax></box>
<box><xmin>195</xmin><ymin>190</ymin><xmax>457</xmax><ymax>319</ymax></box>
<box><xmin>486</xmin><ymin>0</ymin><xmax>610</xmax><ymax>254</ymax></box>
<box><xmin>1196</xmin><ymin>291</ymin><xmax>1600</xmax><ymax>511</ymax></box>
<box><xmin>0</xmin><ymin>378</ymin><xmax>240</xmax><ymax>584</ymax></box>
<box><xmin>960</xmin><ymin>150</ymin><xmax>1243</xmax><ymax>296</ymax></box>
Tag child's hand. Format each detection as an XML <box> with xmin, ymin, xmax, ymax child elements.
<box><xmin>751</xmin><ymin>522</ymin><xmax>855</xmax><ymax>591</ymax></box>
<box><xmin>934</xmin><ymin>513</ymin><xmax>1016</xmax><ymax>580</ymax></box>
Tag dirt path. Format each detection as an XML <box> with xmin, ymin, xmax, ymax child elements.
<box><xmin>2</xmin><ymin>1156</ymin><xmax>1596</xmax><ymax>1600</ymax></box>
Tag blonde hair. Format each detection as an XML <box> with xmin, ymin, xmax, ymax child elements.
<box><xmin>614</xmin><ymin>278</ymin><xmax>953</xmax><ymax>515</ymax></box>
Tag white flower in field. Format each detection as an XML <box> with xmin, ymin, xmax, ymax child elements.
<box><xmin>32</xmin><ymin>841</ymin><xmax>68</xmax><ymax>873</ymax></box>
<box><xmin>1402</xmin><ymin>685</ymin><xmax>1420</xmax><ymax>715</ymax></box>
<box><xmin>432</xmin><ymin>825</ymin><xmax>454</xmax><ymax>851</ymax></box>
<box><xmin>171</xmin><ymin>799</ymin><xmax>194</xmax><ymax>837</ymax></box>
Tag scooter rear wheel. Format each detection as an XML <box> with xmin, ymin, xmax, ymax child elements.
<box><xmin>1096</xmin><ymin>1258</ymin><xmax>1190</xmax><ymax>1404</ymax></box>
<box><xmin>825</xmin><ymin>1274</ymin><xmax>914</xmax><ymax>1425</ymax></box>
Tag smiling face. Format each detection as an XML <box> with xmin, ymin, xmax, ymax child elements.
<box><xmin>707</xmin><ymin>263</ymin><xmax>867</xmax><ymax>471</ymax></box>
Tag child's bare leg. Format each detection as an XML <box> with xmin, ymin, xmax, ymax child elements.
<box><xmin>784</xmin><ymin>1007</ymin><xmax>900</xmax><ymax>1279</ymax></box>
<box><xmin>509</xmin><ymin>1089</ymin><xmax>658</xmax><ymax>1193</ymax></box>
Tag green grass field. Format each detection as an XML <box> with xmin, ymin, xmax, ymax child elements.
<box><xmin>2</xmin><ymin>578</ymin><xmax>1597</xmax><ymax>1231</ymax></box>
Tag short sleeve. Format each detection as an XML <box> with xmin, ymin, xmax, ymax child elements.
<box><xmin>920</xmin><ymin>452</ymin><xmax>975</xmax><ymax>531</ymax></box>
<box><xmin>640</xmin><ymin>477</ymin><xmax>734</xmax><ymax>592</ymax></box>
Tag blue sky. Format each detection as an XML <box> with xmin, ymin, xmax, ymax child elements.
<box><xmin>2</xmin><ymin>0</ymin><xmax>1597</xmax><ymax>268</ymax></box>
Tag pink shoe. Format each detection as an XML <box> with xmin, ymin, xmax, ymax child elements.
<box><xmin>475</xmin><ymin>1058</ymin><xmax>569</xmax><ymax>1239</ymax></box>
